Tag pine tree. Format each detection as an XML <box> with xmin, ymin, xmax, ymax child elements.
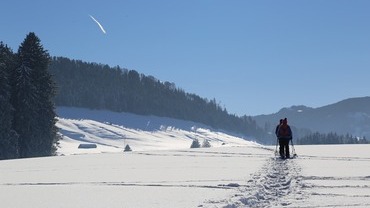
<box><xmin>124</xmin><ymin>144</ymin><xmax>132</xmax><ymax>152</ymax></box>
<box><xmin>0</xmin><ymin>42</ymin><xmax>19</xmax><ymax>159</ymax></box>
<box><xmin>190</xmin><ymin>139</ymin><xmax>201</xmax><ymax>148</ymax></box>
<box><xmin>14</xmin><ymin>33</ymin><xmax>57</xmax><ymax>158</ymax></box>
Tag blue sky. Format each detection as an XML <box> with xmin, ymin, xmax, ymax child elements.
<box><xmin>2</xmin><ymin>0</ymin><xmax>370</xmax><ymax>116</ymax></box>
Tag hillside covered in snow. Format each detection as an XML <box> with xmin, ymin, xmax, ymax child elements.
<box><xmin>55</xmin><ymin>107</ymin><xmax>255</xmax><ymax>155</ymax></box>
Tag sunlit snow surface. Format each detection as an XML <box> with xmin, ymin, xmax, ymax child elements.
<box><xmin>0</xmin><ymin>107</ymin><xmax>369</xmax><ymax>207</ymax></box>
<box><xmin>55</xmin><ymin>107</ymin><xmax>254</xmax><ymax>154</ymax></box>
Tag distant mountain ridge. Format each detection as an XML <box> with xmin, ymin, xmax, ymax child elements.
<box><xmin>253</xmin><ymin>96</ymin><xmax>370</xmax><ymax>139</ymax></box>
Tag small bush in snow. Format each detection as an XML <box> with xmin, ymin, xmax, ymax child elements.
<box><xmin>202</xmin><ymin>139</ymin><xmax>211</xmax><ymax>148</ymax></box>
<box><xmin>124</xmin><ymin>144</ymin><xmax>132</xmax><ymax>152</ymax></box>
<box><xmin>190</xmin><ymin>139</ymin><xmax>201</xmax><ymax>148</ymax></box>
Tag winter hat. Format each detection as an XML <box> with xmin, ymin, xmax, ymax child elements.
<box><xmin>283</xmin><ymin>118</ymin><xmax>288</xmax><ymax>124</ymax></box>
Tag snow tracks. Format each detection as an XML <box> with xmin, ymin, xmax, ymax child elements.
<box><xmin>206</xmin><ymin>157</ymin><xmax>307</xmax><ymax>208</ymax></box>
<box><xmin>236</xmin><ymin>158</ymin><xmax>307</xmax><ymax>207</ymax></box>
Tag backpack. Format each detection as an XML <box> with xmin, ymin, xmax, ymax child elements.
<box><xmin>278</xmin><ymin>124</ymin><xmax>291</xmax><ymax>138</ymax></box>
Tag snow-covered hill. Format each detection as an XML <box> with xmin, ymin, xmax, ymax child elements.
<box><xmin>55</xmin><ymin>107</ymin><xmax>256</xmax><ymax>155</ymax></box>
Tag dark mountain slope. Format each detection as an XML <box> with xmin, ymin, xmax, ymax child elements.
<box><xmin>253</xmin><ymin>97</ymin><xmax>370</xmax><ymax>139</ymax></box>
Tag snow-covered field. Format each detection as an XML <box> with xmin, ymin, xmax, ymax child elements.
<box><xmin>0</xmin><ymin>107</ymin><xmax>369</xmax><ymax>207</ymax></box>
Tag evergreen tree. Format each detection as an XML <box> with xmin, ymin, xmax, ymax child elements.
<box><xmin>0</xmin><ymin>42</ymin><xmax>19</xmax><ymax>159</ymax></box>
<box><xmin>190</xmin><ymin>139</ymin><xmax>201</xmax><ymax>148</ymax></box>
<box><xmin>124</xmin><ymin>144</ymin><xmax>132</xmax><ymax>152</ymax></box>
<box><xmin>14</xmin><ymin>33</ymin><xmax>57</xmax><ymax>157</ymax></box>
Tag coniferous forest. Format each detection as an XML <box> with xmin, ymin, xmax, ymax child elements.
<box><xmin>49</xmin><ymin>57</ymin><xmax>268</xmax><ymax>142</ymax></box>
<box><xmin>296</xmin><ymin>132</ymin><xmax>368</xmax><ymax>145</ymax></box>
<box><xmin>0</xmin><ymin>33</ymin><xmax>58</xmax><ymax>159</ymax></box>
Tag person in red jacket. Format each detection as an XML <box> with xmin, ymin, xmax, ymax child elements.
<box><xmin>277</xmin><ymin>118</ymin><xmax>292</xmax><ymax>159</ymax></box>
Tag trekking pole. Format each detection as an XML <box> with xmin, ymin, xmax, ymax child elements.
<box><xmin>274</xmin><ymin>138</ymin><xmax>278</xmax><ymax>156</ymax></box>
<box><xmin>291</xmin><ymin>138</ymin><xmax>297</xmax><ymax>157</ymax></box>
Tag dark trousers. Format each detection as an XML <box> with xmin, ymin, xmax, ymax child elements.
<box><xmin>279</xmin><ymin>138</ymin><xmax>290</xmax><ymax>158</ymax></box>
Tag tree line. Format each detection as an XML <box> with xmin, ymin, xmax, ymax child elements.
<box><xmin>296</xmin><ymin>132</ymin><xmax>368</xmax><ymax>145</ymax></box>
<box><xmin>0</xmin><ymin>33</ymin><xmax>58</xmax><ymax>159</ymax></box>
<box><xmin>49</xmin><ymin>57</ymin><xmax>268</xmax><ymax>142</ymax></box>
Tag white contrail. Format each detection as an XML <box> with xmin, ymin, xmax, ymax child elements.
<box><xmin>89</xmin><ymin>15</ymin><xmax>107</xmax><ymax>34</ymax></box>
